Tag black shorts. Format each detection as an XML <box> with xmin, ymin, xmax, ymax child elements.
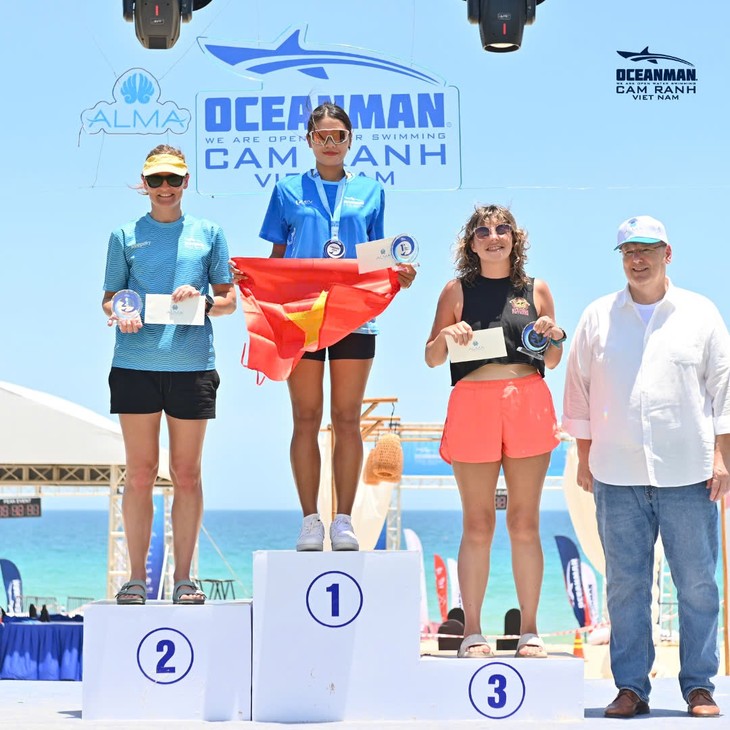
<box><xmin>109</xmin><ymin>368</ymin><xmax>220</xmax><ymax>420</ymax></box>
<box><xmin>301</xmin><ymin>333</ymin><xmax>376</xmax><ymax>362</ymax></box>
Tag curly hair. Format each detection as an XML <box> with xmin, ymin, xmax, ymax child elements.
<box><xmin>454</xmin><ymin>204</ymin><xmax>530</xmax><ymax>290</ymax></box>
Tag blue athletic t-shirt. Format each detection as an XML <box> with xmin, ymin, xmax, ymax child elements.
<box><xmin>103</xmin><ymin>213</ymin><xmax>232</xmax><ymax>372</ymax></box>
<box><xmin>259</xmin><ymin>171</ymin><xmax>385</xmax><ymax>335</ymax></box>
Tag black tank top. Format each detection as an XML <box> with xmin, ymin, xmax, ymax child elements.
<box><xmin>449</xmin><ymin>275</ymin><xmax>545</xmax><ymax>386</ymax></box>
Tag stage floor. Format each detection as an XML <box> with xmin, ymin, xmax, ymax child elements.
<box><xmin>0</xmin><ymin>676</ymin><xmax>728</xmax><ymax>728</ymax></box>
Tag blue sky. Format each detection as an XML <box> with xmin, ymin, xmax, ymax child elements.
<box><xmin>1</xmin><ymin>0</ymin><xmax>727</xmax><ymax>511</ymax></box>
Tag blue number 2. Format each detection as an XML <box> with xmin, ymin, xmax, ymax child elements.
<box><xmin>487</xmin><ymin>673</ymin><xmax>507</xmax><ymax>708</ymax></box>
<box><xmin>325</xmin><ymin>583</ymin><xmax>340</xmax><ymax>617</ymax></box>
<box><xmin>156</xmin><ymin>639</ymin><xmax>176</xmax><ymax>674</ymax></box>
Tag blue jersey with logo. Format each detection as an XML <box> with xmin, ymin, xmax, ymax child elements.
<box><xmin>103</xmin><ymin>213</ymin><xmax>232</xmax><ymax>372</ymax></box>
<box><xmin>259</xmin><ymin>171</ymin><xmax>385</xmax><ymax>335</ymax></box>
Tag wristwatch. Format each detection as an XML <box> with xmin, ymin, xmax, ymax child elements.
<box><xmin>550</xmin><ymin>328</ymin><xmax>567</xmax><ymax>347</ymax></box>
<box><xmin>204</xmin><ymin>294</ymin><xmax>215</xmax><ymax>314</ymax></box>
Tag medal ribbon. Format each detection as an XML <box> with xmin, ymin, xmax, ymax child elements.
<box><xmin>312</xmin><ymin>169</ymin><xmax>348</xmax><ymax>242</ymax></box>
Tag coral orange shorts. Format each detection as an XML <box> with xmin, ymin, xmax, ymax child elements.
<box><xmin>440</xmin><ymin>373</ymin><xmax>559</xmax><ymax>464</ymax></box>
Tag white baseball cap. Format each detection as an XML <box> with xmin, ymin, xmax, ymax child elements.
<box><xmin>615</xmin><ymin>215</ymin><xmax>669</xmax><ymax>250</ymax></box>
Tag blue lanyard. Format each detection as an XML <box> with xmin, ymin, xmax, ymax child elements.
<box><xmin>311</xmin><ymin>170</ymin><xmax>348</xmax><ymax>241</ymax></box>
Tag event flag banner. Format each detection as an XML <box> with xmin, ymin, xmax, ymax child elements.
<box><xmin>447</xmin><ymin>557</ymin><xmax>462</xmax><ymax>611</ymax></box>
<box><xmin>555</xmin><ymin>535</ymin><xmax>593</xmax><ymax>628</ymax></box>
<box><xmin>232</xmin><ymin>258</ymin><xmax>399</xmax><ymax>381</ymax></box>
<box><xmin>434</xmin><ymin>553</ymin><xmax>448</xmax><ymax>622</ymax></box>
<box><xmin>0</xmin><ymin>559</ymin><xmax>23</xmax><ymax>615</ymax></box>
<box><xmin>403</xmin><ymin>528</ymin><xmax>430</xmax><ymax>632</ymax></box>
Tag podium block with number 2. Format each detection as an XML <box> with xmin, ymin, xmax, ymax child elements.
<box><xmin>83</xmin><ymin>601</ymin><xmax>252</xmax><ymax>721</ymax></box>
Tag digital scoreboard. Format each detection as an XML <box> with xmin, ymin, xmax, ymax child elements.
<box><xmin>0</xmin><ymin>497</ymin><xmax>42</xmax><ymax>519</ymax></box>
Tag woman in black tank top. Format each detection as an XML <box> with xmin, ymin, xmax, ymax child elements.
<box><xmin>425</xmin><ymin>205</ymin><xmax>566</xmax><ymax>659</ymax></box>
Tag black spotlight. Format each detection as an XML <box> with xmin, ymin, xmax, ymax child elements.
<box><xmin>466</xmin><ymin>0</ymin><xmax>546</xmax><ymax>53</ymax></box>
<box><xmin>123</xmin><ymin>1</ymin><xmax>214</xmax><ymax>49</ymax></box>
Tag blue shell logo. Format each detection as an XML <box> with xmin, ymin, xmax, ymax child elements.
<box><xmin>81</xmin><ymin>67</ymin><xmax>191</xmax><ymax>136</ymax></box>
<box><xmin>120</xmin><ymin>73</ymin><xmax>155</xmax><ymax>104</ymax></box>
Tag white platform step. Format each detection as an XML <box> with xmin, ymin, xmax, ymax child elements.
<box><xmin>82</xmin><ymin>600</ymin><xmax>252</xmax><ymax>722</ymax></box>
<box><xmin>251</xmin><ymin>550</ymin><xmax>583</xmax><ymax>722</ymax></box>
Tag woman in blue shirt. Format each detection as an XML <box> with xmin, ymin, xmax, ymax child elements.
<box><xmin>103</xmin><ymin>145</ymin><xmax>236</xmax><ymax>605</ymax></box>
<box><xmin>243</xmin><ymin>103</ymin><xmax>415</xmax><ymax>551</ymax></box>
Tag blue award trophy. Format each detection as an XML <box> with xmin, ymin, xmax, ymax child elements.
<box><xmin>111</xmin><ymin>290</ymin><xmax>143</xmax><ymax>320</ymax></box>
<box><xmin>517</xmin><ymin>321</ymin><xmax>549</xmax><ymax>360</ymax></box>
<box><xmin>390</xmin><ymin>234</ymin><xmax>419</xmax><ymax>265</ymax></box>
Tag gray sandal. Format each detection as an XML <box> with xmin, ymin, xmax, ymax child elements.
<box><xmin>115</xmin><ymin>580</ymin><xmax>147</xmax><ymax>605</ymax></box>
<box><xmin>172</xmin><ymin>580</ymin><xmax>206</xmax><ymax>605</ymax></box>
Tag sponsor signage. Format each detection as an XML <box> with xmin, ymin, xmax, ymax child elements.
<box><xmin>615</xmin><ymin>46</ymin><xmax>697</xmax><ymax>102</ymax></box>
<box><xmin>196</xmin><ymin>28</ymin><xmax>461</xmax><ymax>194</ymax></box>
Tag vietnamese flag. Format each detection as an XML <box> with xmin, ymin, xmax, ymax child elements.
<box><xmin>232</xmin><ymin>257</ymin><xmax>400</xmax><ymax>381</ymax></box>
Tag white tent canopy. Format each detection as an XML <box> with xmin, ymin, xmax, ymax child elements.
<box><xmin>0</xmin><ymin>381</ymin><xmax>170</xmax><ymax>479</ymax></box>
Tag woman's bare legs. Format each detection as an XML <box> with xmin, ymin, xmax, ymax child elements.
<box><xmin>452</xmin><ymin>460</ymin><xmax>501</xmax><ymax>639</ymax></box>
<box><xmin>328</xmin><ymin>358</ymin><xmax>373</xmax><ymax>514</ymax></box>
<box><xmin>502</xmin><ymin>452</ymin><xmax>551</xmax><ymax>655</ymax></box>
<box><xmin>287</xmin><ymin>359</ymin><xmax>325</xmax><ymax>515</ymax></box>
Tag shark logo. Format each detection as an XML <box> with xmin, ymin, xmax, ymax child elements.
<box><xmin>200</xmin><ymin>28</ymin><xmax>440</xmax><ymax>85</ymax></box>
<box><xmin>616</xmin><ymin>47</ymin><xmax>694</xmax><ymax>66</ymax></box>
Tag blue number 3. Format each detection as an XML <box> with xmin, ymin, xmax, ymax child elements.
<box><xmin>487</xmin><ymin>673</ymin><xmax>507</xmax><ymax>709</ymax></box>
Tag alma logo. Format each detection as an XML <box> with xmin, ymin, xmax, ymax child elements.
<box><xmin>81</xmin><ymin>68</ymin><xmax>191</xmax><ymax>135</ymax></box>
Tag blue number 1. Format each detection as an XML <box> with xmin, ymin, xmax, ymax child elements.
<box><xmin>487</xmin><ymin>673</ymin><xmax>507</xmax><ymax>708</ymax></box>
<box><xmin>325</xmin><ymin>583</ymin><xmax>340</xmax><ymax>617</ymax></box>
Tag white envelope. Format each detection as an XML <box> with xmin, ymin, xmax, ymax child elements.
<box><xmin>355</xmin><ymin>237</ymin><xmax>398</xmax><ymax>273</ymax></box>
<box><xmin>144</xmin><ymin>294</ymin><xmax>205</xmax><ymax>326</ymax></box>
<box><xmin>446</xmin><ymin>327</ymin><xmax>507</xmax><ymax>363</ymax></box>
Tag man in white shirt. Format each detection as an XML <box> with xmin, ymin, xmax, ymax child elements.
<box><xmin>563</xmin><ymin>215</ymin><xmax>730</xmax><ymax>718</ymax></box>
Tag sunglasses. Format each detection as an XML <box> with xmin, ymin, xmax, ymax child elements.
<box><xmin>144</xmin><ymin>173</ymin><xmax>186</xmax><ymax>188</ymax></box>
<box><xmin>474</xmin><ymin>223</ymin><xmax>512</xmax><ymax>239</ymax></box>
<box><xmin>308</xmin><ymin>128</ymin><xmax>351</xmax><ymax>146</ymax></box>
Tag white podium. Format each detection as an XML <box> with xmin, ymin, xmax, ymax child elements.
<box><xmin>252</xmin><ymin>550</ymin><xmax>421</xmax><ymax>722</ymax></box>
<box><xmin>252</xmin><ymin>551</ymin><xmax>584</xmax><ymax>723</ymax></box>
<box><xmin>82</xmin><ymin>600</ymin><xmax>252</xmax><ymax>722</ymax></box>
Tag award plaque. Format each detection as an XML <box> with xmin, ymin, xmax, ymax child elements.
<box><xmin>390</xmin><ymin>234</ymin><xmax>419</xmax><ymax>265</ymax></box>
<box><xmin>111</xmin><ymin>289</ymin><xmax>142</xmax><ymax>320</ymax></box>
<box><xmin>517</xmin><ymin>322</ymin><xmax>549</xmax><ymax>360</ymax></box>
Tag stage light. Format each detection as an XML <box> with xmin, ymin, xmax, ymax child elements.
<box><xmin>123</xmin><ymin>1</ymin><xmax>214</xmax><ymax>50</ymax></box>
<box><xmin>465</xmin><ymin>0</ymin><xmax>546</xmax><ymax>53</ymax></box>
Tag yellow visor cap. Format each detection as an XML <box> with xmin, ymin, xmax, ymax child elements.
<box><xmin>142</xmin><ymin>154</ymin><xmax>189</xmax><ymax>177</ymax></box>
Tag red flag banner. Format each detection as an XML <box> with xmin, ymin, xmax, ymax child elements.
<box><xmin>232</xmin><ymin>257</ymin><xmax>400</xmax><ymax>381</ymax></box>
<box><xmin>434</xmin><ymin>553</ymin><xmax>448</xmax><ymax>622</ymax></box>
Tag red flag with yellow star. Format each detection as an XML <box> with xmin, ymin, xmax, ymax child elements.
<box><xmin>232</xmin><ymin>258</ymin><xmax>400</xmax><ymax>381</ymax></box>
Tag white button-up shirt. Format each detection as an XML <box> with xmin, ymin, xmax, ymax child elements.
<box><xmin>563</xmin><ymin>282</ymin><xmax>730</xmax><ymax>487</ymax></box>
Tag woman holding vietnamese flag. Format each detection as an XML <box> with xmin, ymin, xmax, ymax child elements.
<box><xmin>233</xmin><ymin>102</ymin><xmax>416</xmax><ymax>552</ymax></box>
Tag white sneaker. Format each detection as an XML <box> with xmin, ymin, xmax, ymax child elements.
<box><xmin>296</xmin><ymin>514</ymin><xmax>324</xmax><ymax>552</ymax></box>
<box><xmin>330</xmin><ymin>514</ymin><xmax>359</xmax><ymax>551</ymax></box>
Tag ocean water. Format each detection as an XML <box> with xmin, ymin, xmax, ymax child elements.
<box><xmin>2</xmin><ymin>509</ymin><xmax>723</xmax><ymax>643</ymax></box>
